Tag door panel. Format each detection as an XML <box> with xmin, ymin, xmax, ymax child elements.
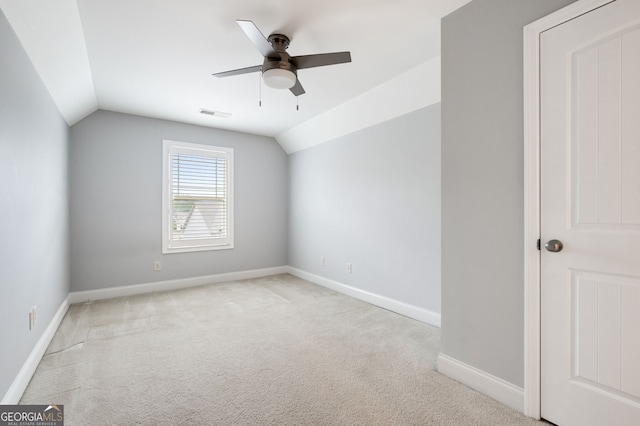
<box><xmin>541</xmin><ymin>0</ymin><xmax>640</xmax><ymax>424</ymax></box>
<box><xmin>571</xmin><ymin>25</ymin><xmax>640</xmax><ymax>228</ymax></box>
<box><xmin>572</xmin><ymin>271</ymin><xmax>640</xmax><ymax>398</ymax></box>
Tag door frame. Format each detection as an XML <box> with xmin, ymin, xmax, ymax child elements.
<box><xmin>523</xmin><ymin>0</ymin><xmax>616</xmax><ymax>419</ymax></box>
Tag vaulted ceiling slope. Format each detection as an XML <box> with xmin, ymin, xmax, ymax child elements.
<box><xmin>0</xmin><ymin>0</ymin><xmax>471</xmax><ymax>152</ymax></box>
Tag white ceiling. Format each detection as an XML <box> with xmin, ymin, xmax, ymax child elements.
<box><xmin>0</xmin><ymin>0</ymin><xmax>471</xmax><ymax>151</ymax></box>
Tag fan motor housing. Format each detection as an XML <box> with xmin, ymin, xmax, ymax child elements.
<box><xmin>267</xmin><ymin>33</ymin><xmax>290</xmax><ymax>52</ymax></box>
<box><xmin>262</xmin><ymin>33</ymin><xmax>297</xmax><ymax>77</ymax></box>
<box><xmin>262</xmin><ymin>58</ymin><xmax>297</xmax><ymax>75</ymax></box>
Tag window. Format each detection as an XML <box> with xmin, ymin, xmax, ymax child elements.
<box><xmin>162</xmin><ymin>140</ymin><xmax>233</xmax><ymax>253</ymax></box>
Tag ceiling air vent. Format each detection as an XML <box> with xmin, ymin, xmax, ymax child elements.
<box><xmin>199</xmin><ymin>109</ymin><xmax>231</xmax><ymax>118</ymax></box>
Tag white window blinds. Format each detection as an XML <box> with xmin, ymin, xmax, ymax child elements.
<box><xmin>162</xmin><ymin>140</ymin><xmax>234</xmax><ymax>253</ymax></box>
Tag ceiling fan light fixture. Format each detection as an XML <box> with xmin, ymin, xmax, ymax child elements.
<box><xmin>263</xmin><ymin>68</ymin><xmax>296</xmax><ymax>89</ymax></box>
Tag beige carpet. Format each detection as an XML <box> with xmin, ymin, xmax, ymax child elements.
<box><xmin>21</xmin><ymin>274</ymin><xmax>542</xmax><ymax>425</ymax></box>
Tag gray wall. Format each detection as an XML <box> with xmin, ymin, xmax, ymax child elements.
<box><xmin>441</xmin><ymin>0</ymin><xmax>576</xmax><ymax>387</ymax></box>
<box><xmin>289</xmin><ymin>105</ymin><xmax>441</xmax><ymax>313</ymax></box>
<box><xmin>0</xmin><ymin>10</ymin><xmax>70</xmax><ymax>399</ymax></box>
<box><xmin>70</xmin><ymin>111</ymin><xmax>288</xmax><ymax>291</ymax></box>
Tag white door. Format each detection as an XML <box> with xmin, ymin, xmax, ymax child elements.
<box><xmin>541</xmin><ymin>0</ymin><xmax>640</xmax><ymax>425</ymax></box>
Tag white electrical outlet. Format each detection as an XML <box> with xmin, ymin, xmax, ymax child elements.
<box><xmin>320</xmin><ymin>257</ymin><xmax>325</xmax><ymax>267</ymax></box>
<box><xmin>154</xmin><ymin>261</ymin><xmax>162</xmax><ymax>271</ymax></box>
<box><xmin>28</xmin><ymin>306</ymin><xmax>37</xmax><ymax>331</ymax></box>
<box><xmin>346</xmin><ymin>263</ymin><xmax>352</xmax><ymax>274</ymax></box>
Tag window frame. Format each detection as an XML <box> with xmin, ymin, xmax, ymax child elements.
<box><xmin>162</xmin><ymin>139</ymin><xmax>234</xmax><ymax>254</ymax></box>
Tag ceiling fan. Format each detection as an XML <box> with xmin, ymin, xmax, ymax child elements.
<box><xmin>212</xmin><ymin>20</ymin><xmax>352</xmax><ymax>96</ymax></box>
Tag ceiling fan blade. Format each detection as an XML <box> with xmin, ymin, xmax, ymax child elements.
<box><xmin>290</xmin><ymin>78</ymin><xmax>306</xmax><ymax>96</ymax></box>
<box><xmin>236</xmin><ymin>20</ymin><xmax>278</xmax><ymax>59</ymax></box>
<box><xmin>212</xmin><ymin>65</ymin><xmax>262</xmax><ymax>78</ymax></box>
<box><xmin>292</xmin><ymin>52</ymin><xmax>352</xmax><ymax>69</ymax></box>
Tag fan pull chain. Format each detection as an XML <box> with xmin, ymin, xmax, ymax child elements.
<box><xmin>258</xmin><ymin>71</ymin><xmax>262</xmax><ymax>107</ymax></box>
<box><xmin>296</xmin><ymin>96</ymin><xmax>299</xmax><ymax>111</ymax></box>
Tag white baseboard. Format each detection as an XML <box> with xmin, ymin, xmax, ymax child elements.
<box><xmin>437</xmin><ymin>353</ymin><xmax>524</xmax><ymax>413</ymax></box>
<box><xmin>286</xmin><ymin>267</ymin><xmax>441</xmax><ymax>327</ymax></box>
<box><xmin>1</xmin><ymin>295</ymin><xmax>71</xmax><ymax>404</ymax></box>
<box><xmin>69</xmin><ymin>266</ymin><xmax>289</xmax><ymax>304</ymax></box>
